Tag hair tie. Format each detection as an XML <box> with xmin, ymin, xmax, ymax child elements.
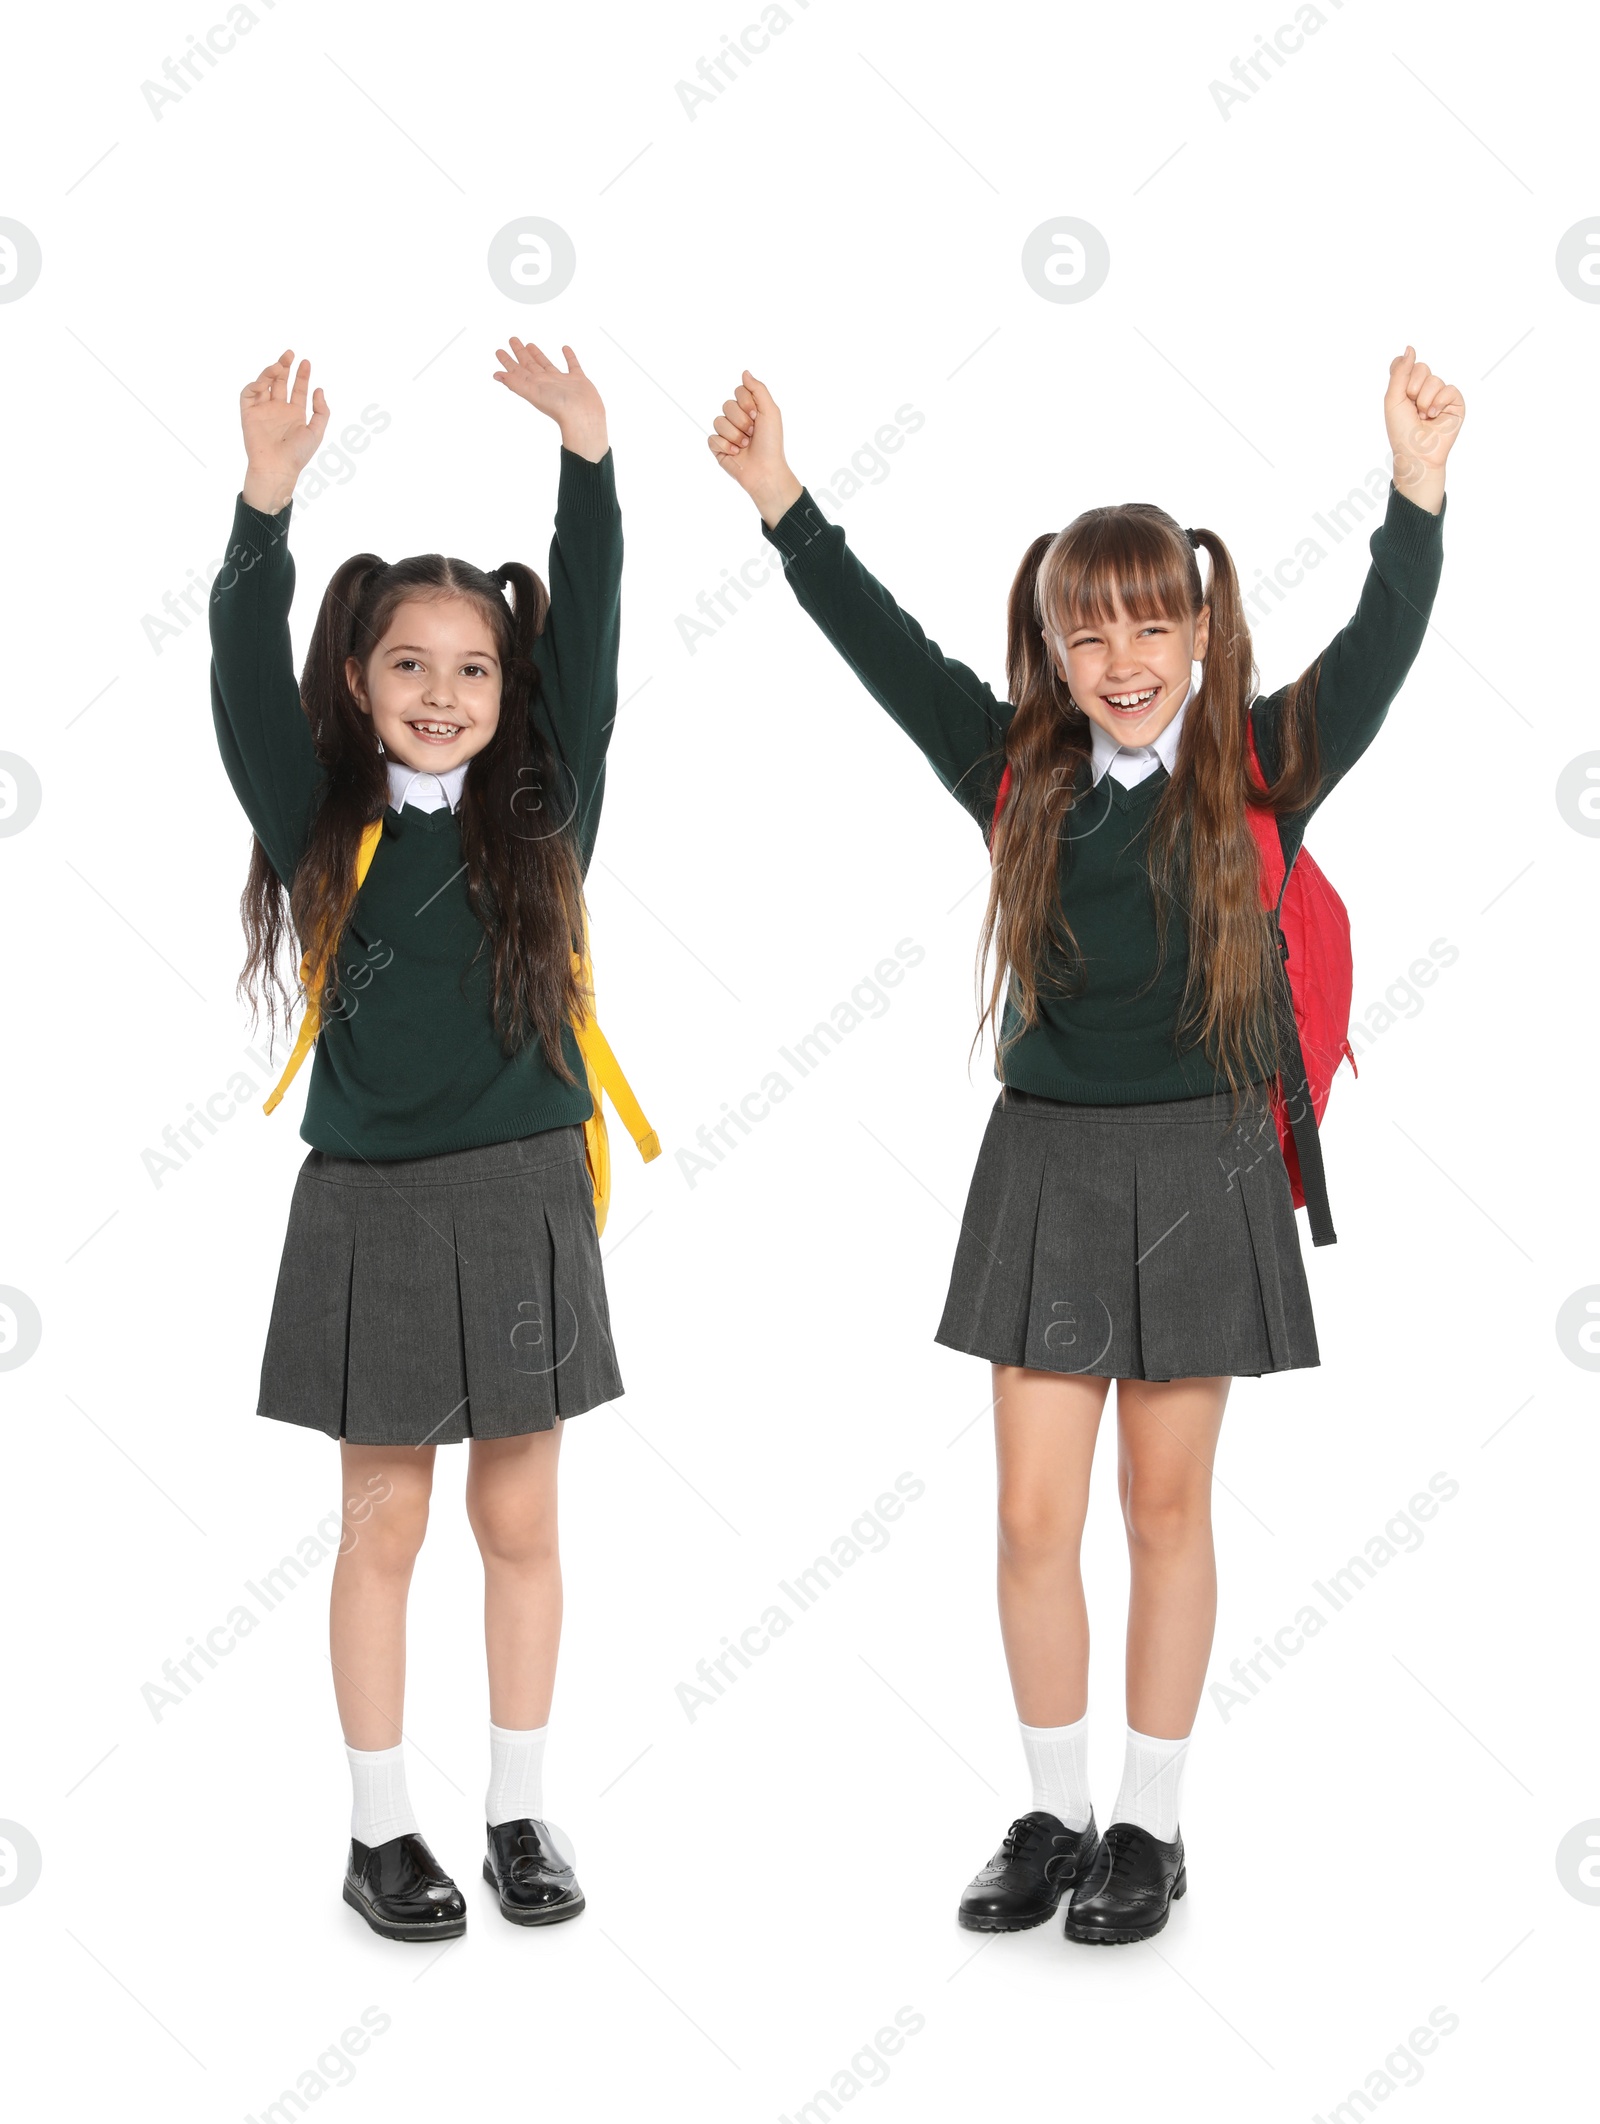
<box><xmin>1183</xmin><ymin>527</ymin><xmax>1199</xmax><ymax>549</ymax></box>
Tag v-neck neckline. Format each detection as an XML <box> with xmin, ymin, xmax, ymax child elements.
<box><xmin>1099</xmin><ymin>767</ymin><xmax>1169</xmax><ymax>813</ymax></box>
<box><xmin>383</xmin><ymin>803</ymin><xmax>458</xmax><ymax>836</ymax></box>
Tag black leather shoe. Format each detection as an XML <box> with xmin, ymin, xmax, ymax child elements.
<box><xmin>957</xmin><ymin>1810</ymin><xmax>1102</xmax><ymax>1932</ymax></box>
<box><xmin>483</xmin><ymin>1818</ymin><xmax>585</xmax><ymax>1925</ymax></box>
<box><xmin>343</xmin><ymin>1832</ymin><xmax>466</xmax><ymax>1942</ymax></box>
<box><xmin>1063</xmin><ymin>1820</ymin><xmax>1186</xmax><ymax>1943</ymax></box>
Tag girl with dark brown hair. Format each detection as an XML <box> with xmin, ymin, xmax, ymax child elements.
<box><xmin>212</xmin><ymin>342</ymin><xmax>632</xmax><ymax>1941</ymax></box>
<box><xmin>707</xmin><ymin>349</ymin><xmax>1463</xmax><ymax>1946</ymax></box>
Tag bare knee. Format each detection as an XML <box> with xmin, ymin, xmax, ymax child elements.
<box><xmin>1119</xmin><ymin>1474</ymin><xmax>1210</xmax><ymax>1556</ymax></box>
<box><xmin>466</xmin><ymin>1490</ymin><xmax>557</xmax><ymax>1572</ymax></box>
<box><xmin>341</xmin><ymin>1463</ymin><xmax>432</xmax><ymax>1575</ymax></box>
<box><xmin>998</xmin><ymin>1487</ymin><xmax>1085</xmax><ymax>1570</ymax></box>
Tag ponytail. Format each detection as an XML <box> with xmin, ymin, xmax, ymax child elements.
<box><xmin>236</xmin><ymin>551</ymin><xmax>389</xmax><ymax>1047</ymax></box>
<box><xmin>972</xmin><ymin>537</ymin><xmax>1093</xmax><ymax>1068</ymax></box>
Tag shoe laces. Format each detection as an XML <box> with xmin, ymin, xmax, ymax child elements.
<box><xmin>1000</xmin><ymin>1816</ymin><xmax>1044</xmax><ymax>1859</ymax></box>
<box><xmin>1099</xmin><ymin>1823</ymin><xmax>1147</xmax><ymax>1879</ymax></box>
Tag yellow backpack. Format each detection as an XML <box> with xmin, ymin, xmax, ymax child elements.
<box><xmin>262</xmin><ymin>818</ymin><xmax>659</xmax><ymax>1236</ymax></box>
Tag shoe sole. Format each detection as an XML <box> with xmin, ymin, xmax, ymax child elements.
<box><xmin>1063</xmin><ymin>1866</ymin><xmax>1186</xmax><ymax>1945</ymax></box>
<box><xmin>342</xmin><ymin>1880</ymin><xmax>466</xmax><ymax>1942</ymax></box>
<box><xmin>957</xmin><ymin>1896</ymin><xmax>1064</xmax><ymax>1933</ymax></box>
<box><xmin>482</xmin><ymin>1857</ymin><xmax>586</xmax><ymax>1926</ymax></box>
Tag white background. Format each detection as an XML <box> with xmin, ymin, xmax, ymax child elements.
<box><xmin>1</xmin><ymin>1</ymin><xmax>1594</xmax><ymax>2116</ymax></box>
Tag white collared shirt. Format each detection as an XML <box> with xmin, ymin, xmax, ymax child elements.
<box><xmin>385</xmin><ymin>754</ymin><xmax>468</xmax><ymax>815</ymax></box>
<box><xmin>1088</xmin><ymin>678</ymin><xmax>1196</xmax><ymax>791</ymax></box>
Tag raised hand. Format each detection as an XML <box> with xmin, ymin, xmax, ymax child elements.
<box><xmin>1384</xmin><ymin>347</ymin><xmax>1464</xmax><ymax>509</ymax></box>
<box><xmin>240</xmin><ymin>351</ymin><xmax>330</xmax><ymax>514</ymax></box>
<box><xmin>707</xmin><ymin>371</ymin><xmax>802</xmax><ymax>528</ymax></box>
<box><xmin>493</xmin><ymin>338</ymin><xmax>608</xmax><ymax>462</ymax></box>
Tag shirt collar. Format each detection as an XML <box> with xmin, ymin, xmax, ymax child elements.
<box><xmin>1087</xmin><ymin>678</ymin><xmax>1195</xmax><ymax>788</ymax></box>
<box><xmin>384</xmin><ymin>753</ymin><xmax>469</xmax><ymax>815</ymax></box>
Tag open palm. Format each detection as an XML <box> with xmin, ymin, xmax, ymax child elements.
<box><xmin>240</xmin><ymin>351</ymin><xmax>329</xmax><ymax>484</ymax></box>
<box><xmin>494</xmin><ymin>338</ymin><xmax>605</xmax><ymax>440</ymax></box>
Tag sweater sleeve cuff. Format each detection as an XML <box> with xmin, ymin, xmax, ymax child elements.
<box><xmin>1379</xmin><ymin>477</ymin><xmax>1446</xmax><ymax>563</ymax></box>
<box><xmin>759</xmin><ymin>487</ymin><xmax>833</xmax><ymax>564</ymax></box>
<box><xmin>231</xmin><ymin>488</ymin><xmax>294</xmax><ymax>551</ymax></box>
<box><xmin>557</xmin><ymin>444</ymin><xmax>617</xmax><ymax>518</ymax></box>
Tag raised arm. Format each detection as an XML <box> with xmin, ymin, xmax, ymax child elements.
<box><xmin>208</xmin><ymin>352</ymin><xmax>331</xmax><ymax>885</ymax></box>
<box><xmin>708</xmin><ymin>370</ymin><xmax>1012</xmax><ymax>827</ymax></box>
<box><xmin>1252</xmin><ymin>346</ymin><xmax>1463</xmax><ymax>835</ymax></box>
<box><xmin>493</xmin><ymin>340</ymin><xmax>621</xmax><ymax>869</ymax></box>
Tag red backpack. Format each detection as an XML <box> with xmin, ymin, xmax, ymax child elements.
<box><xmin>990</xmin><ymin>717</ymin><xmax>1356</xmax><ymax>1246</ymax></box>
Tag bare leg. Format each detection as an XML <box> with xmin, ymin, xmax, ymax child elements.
<box><xmin>328</xmin><ymin>1443</ymin><xmax>436</xmax><ymax>1749</ymax></box>
<box><xmin>993</xmin><ymin>1364</ymin><xmax>1111</xmax><ymax>1726</ymax></box>
<box><xmin>1115</xmin><ymin>1375</ymin><xmax>1231</xmax><ymax>1736</ymax></box>
<box><xmin>465</xmin><ymin>1426</ymin><xmax>564</xmax><ymax>1728</ymax></box>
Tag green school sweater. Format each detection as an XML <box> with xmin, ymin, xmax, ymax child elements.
<box><xmin>209</xmin><ymin>447</ymin><xmax>622</xmax><ymax>1160</ymax></box>
<box><xmin>761</xmin><ymin>478</ymin><xmax>1445</xmax><ymax>1104</ymax></box>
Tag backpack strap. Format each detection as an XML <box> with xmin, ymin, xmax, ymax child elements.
<box><xmin>262</xmin><ymin>818</ymin><xmax>385</xmax><ymax>1116</ymax></box>
<box><xmin>573</xmin><ymin>1014</ymin><xmax>660</xmax><ymax>1156</ymax></box>
<box><xmin>991</xmin><ymin>760</ymin><xmax>1013</xmax><ymax>843</ymax></box>
<box><xmin>570</xmin><ymin>909</ymin><xmax>659</xmax><ymax>1239</ymax></box>
<box><xmin>1246</xmin><ymin>717</ymin><xmax>1336</xmax><ymax>1246</ymax></box>
<box><xmin>571</xmin><ymin>909</ymin><xmax>661</xmax><ymax>1165</ymax></box>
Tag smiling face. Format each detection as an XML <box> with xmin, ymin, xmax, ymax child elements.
<box><xmin>1045</xmin><ymin>593</ymin><xmax>1210</xmax><ymax>753</ymax></box>
<box><xmin>345</xmin><ymin>593</ymin><xmax>504</xmax><ymax>773</ymax></box>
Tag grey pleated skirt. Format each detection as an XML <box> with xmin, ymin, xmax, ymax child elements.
<box><xmin>935</xmin><ymin>1083</ymin><xmax>1319</xmax><ymax>1381</ymax></box>
<box><xmin>257</xmin><ymin>1124</ymin><xmax>623</xmax><ymax>1446</ymax></box>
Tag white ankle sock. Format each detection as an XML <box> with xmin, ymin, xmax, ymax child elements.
<box><xmin>346</xmin><ymin>1741</ymin><xmax>420</xmax><ymax>1847</ymax></box>
<box><xmin>1110</xmin><ymin>1725</ymin><xmax>1190</xmax><ymax>1842</ymax></box>
<box><xmin>1018</xmin><ymin>1713</ymin><xmax>1092</xmax><ymax>1832</ymax></box>
<box><xmin>486</xmin><ymin>1721</ymin><xmax>548</xmax><ymax>1828</ymax></box>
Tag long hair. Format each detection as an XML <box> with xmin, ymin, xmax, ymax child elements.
<box><xmin>976</xmin><ymin>503</ymin><xmax>1325</xmax><ymax>1100</ymax></box>
<box><xmin>237</xmin><ymin>552</ymin><xmax>587</xmax><ymax>1085</ymax></box>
